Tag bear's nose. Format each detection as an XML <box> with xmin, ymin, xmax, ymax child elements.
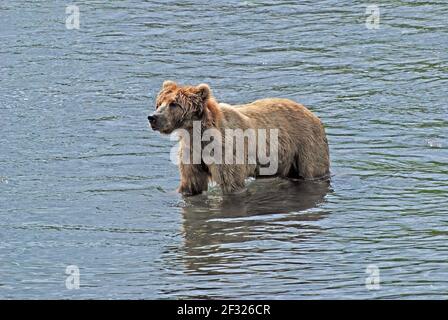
<box><xmin>147</xmin><ymin>115</ymin><xmax>157</xmax><ymax>123</ymax></box>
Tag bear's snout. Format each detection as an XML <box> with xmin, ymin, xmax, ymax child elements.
<box><xmin>147</xmin><ymin>114</ymin><xmax>159</xmax><ymax>130</ymax></box>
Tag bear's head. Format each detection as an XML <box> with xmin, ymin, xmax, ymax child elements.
<box><xmin>148</xmin><ymin>81</ymin><xmax>213</xmax><ymax>134</ymax></box>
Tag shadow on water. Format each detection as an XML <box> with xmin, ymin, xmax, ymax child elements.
<box><xmin>178</xmin><ymin>178</ymin><xmax>332</xmax><ymax>275</ymax></box>
<box><xmin>183</xmin><ymin>178</ymin><xmax>332</xmax><ymax>217</ymax></box>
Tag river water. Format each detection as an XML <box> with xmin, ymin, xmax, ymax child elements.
<box><xmin>1</xmin><ymin>0</ymin><xmax>447</xmax><ymax>299</ymax></box>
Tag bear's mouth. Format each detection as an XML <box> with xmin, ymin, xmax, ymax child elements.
<box><xmin>150</xmin><ymin>124</ymin><xmax>172</xmax><ymax>135</ymax></box>
<box><xmin>148</xmin><ymin>122</ymin><xmax>159</xmax><ymax>131</ymax></box>
<box><xmin>159</xmin><ymin>128</ymin><xmax>173</xmax><ymax>134</ymax></box>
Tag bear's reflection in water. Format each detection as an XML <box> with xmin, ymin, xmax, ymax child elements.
<box><xmin>180</xmin><ymin>178</ymin><xmax>331</xmax><ymax>275</ymax></box>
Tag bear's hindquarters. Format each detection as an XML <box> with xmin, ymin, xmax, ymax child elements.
<box><xmin>292</xmin><ymin>134</ymin><xmax>330</xmax><ymax>180</ymax></box>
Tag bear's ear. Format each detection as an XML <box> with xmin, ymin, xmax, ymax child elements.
<box><xmin>196</xmin><ymin>83</ymin><xmax>211</xmax><ymax>101</ymax></box>
<box><xmin>162</xmin><ymin>80</ymin><xmax>177</xmax><ymax>89</ymax></box>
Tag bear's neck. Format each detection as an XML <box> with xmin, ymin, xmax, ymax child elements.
<box><xmin>201</xmin><ymin>98</ymin><xmax>222</xmax><ymax>130</ymax></box>
<box><xmin>179</xmin><ymin>98</ymin><xmax>222</xmax><ymax>141</ymax></box>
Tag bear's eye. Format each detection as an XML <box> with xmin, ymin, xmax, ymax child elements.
<box><xmin>169</xmin><ymin>102</ymin><xmax>179</xmax><ymax>109</ymax></box>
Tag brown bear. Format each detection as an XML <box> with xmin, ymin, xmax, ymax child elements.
<box><xmin>148</xmin><ymin>81</ymin><xmax>330</xmax><ymax>196</ymax></box>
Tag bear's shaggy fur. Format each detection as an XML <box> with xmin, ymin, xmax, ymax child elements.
<box><xmin>149</xmin><ymin>81</ymin><xmax>330</xmax><ymax>196</ymax></box>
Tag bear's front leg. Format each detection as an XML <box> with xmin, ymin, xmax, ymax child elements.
<box><xmin>209</xmin><ymin>164</ymin><xmax>246</xmax><ymax>194</ymax></box>
<box><xmin>178</xmin><ymin>163</ymin><xmax>209</xmax><ymax>196</ymax></box>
